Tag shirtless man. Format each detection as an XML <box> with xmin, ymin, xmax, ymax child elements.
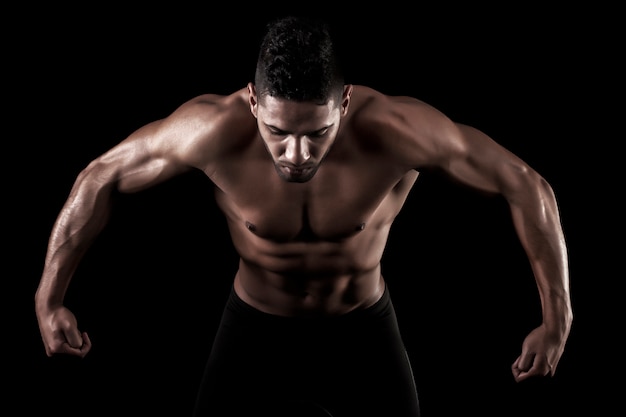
<box><xmin>34</xmin><ymin>16</ymin><xmax>572</xmax><ymax>417</ymax></box>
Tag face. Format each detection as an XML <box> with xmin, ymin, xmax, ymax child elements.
<box><xmin>248</xmin><ymin>83</ymin><xmax>352</xmax><ymax>183</ymax></box>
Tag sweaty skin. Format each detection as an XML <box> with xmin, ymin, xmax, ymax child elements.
<box><xmin>35</xmin><ymin>83</ymin><xmax>572</xmax><ymax>383</ymax></box>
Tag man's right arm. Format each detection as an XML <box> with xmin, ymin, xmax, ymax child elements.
<box><xmin>35</xmin><ymin>118</ymin><xmax>194</xmax><ymax>358</ymax></box>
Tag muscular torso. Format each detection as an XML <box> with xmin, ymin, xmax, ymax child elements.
<box><xmin>197</xmin><ymin>87</ymin><xmax>420</xmax><ymax>316</ymax></box>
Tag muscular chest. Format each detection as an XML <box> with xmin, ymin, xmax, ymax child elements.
<box><xmin>215</xmin><ymin>161</ymin><xmax>414</xmax><ymax>242</ymax></box>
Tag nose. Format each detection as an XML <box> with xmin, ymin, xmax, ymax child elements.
<box><xmin>284</xmin><ymin>136</ymin><xmax>311</xmax><ymax>166</ymax></box>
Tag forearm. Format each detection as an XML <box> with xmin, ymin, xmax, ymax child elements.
<box><xmin>510</xmin><ymin>178</ymin><xmax>572</xmax><ymax>335</ymax></box>
<box><xmin>35</xmin><ymin>174</ymin><xmax>115</xmax><ymax>309</ymax></box>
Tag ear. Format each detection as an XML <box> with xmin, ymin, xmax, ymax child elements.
<box><xmin>340</xmin><ymin>84</ymin><xmax>354</xmax><ymax>117</ymax></box>
<box><xmin>247</xmin><ymin>82</ymin><xmax>258</xmax><ymax>118</ymax></box>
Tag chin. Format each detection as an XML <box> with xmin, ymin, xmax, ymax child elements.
<box><xmin>280</xmin><ymin>172</ymin><xmax>316</xmax><ymax>183</ymax></box>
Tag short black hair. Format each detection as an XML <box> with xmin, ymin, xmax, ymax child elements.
<box><xmin>254</xmin><ymin>16</ymin><xmax>345</xmax><ymax>105</ymax></box>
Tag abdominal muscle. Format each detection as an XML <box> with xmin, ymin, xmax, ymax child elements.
<box><xmin>231</xmin><ymin>231</ymin><xmax>388</xmax><ymax>317</ymax></box>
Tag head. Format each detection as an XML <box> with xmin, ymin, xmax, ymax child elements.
<box><xmin>248</xmin><ymin>16</ymin><xmax>353</xmax><ymax>183</ymax></box>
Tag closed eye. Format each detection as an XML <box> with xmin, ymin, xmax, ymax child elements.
<box><xmin>265</xmin><ymin>126</ymin><xmax>286</xmax><ymax>135</ymax></box>
<box><xmin>265</xmin><ymin>125</ymin><xmax>331</xmax><ymax>138</ymax></box>
<box><xmin>306</xmin><ymin>127</ymin><xmax>330</xmax><ymax>138</ymax></box>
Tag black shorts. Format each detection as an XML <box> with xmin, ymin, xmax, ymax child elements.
<box><xmin>192</xmin><ymin>284</ymin><xmax>420</xmax><ymax>417</ymax></box>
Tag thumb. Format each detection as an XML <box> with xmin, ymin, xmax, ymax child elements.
<box><xmin>64</xmin><ymin>328</ymin><xmax>86</xmax><ymax>349</ymax></box>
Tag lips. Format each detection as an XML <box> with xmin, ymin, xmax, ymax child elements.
<box><xmin>281</xmin><ymin>165</ymin><xmax>310</xmax><ymax>176</ymax></box>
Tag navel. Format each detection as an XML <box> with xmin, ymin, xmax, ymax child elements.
<box><xmin>356</xmin><ymin>222</ymin><xmax>366</xmax><ymax>231</ymax></box>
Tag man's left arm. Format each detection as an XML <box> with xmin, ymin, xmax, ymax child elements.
<box><xmin>443</xmin><ymin>122</ymin><xmax>573</xmax><ymax>382</ymax></box>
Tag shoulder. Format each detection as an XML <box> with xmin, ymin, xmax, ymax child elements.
<box><xmin>347</xmin><ymin>85</ymin><xmax>464</xmax><ymax>167</ymax></box>
<box><xmin>169</xmin><ymin>88</ymin><xmax>252</xmax><ymax>129</ymax></box>
<box><xmin>349</xmin><ymin>85</ymin><xmax>449</xmax><ymax>130</ymax></box>
<box><xmin>155</xmin><ymin>88</ymin><xmax>257</xmax><ymax>164</ymax></box>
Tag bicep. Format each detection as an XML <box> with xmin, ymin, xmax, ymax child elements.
<box><xmin>54</xmin><ymin>121</ymin><xmax>193</xmax><ymax>241</ymax></box>
<box><xmin>387</xmin><ymin>99</ymin><xmax>547</xmax><ymax>213</ymax></box>
<box><xmin>86</xmin><ymin>121</ymin><xmax>193</xmax><ymax>194</ymax></box>
<box><xmin>372</xmin><ymin>97</ymin><xmax>535</xmax><ymax>198</ymax></box>
<box><xmin>444</xmin><ymin>123</ymin><xmax>534</xmax><ymax>198</ymax></box>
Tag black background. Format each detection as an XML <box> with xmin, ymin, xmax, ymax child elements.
<box><xmin>10</xmin><ymin>4</ymin><xmax>620</xmax><ymax>417</ymax></box>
